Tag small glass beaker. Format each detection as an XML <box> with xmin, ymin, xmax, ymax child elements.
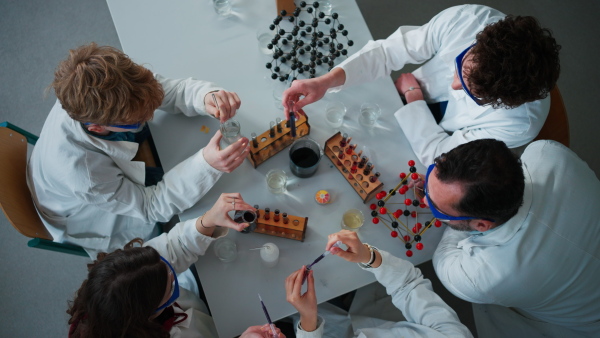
<box><xmin>220</xmin><ymin>119</ymin><xmax>242</xmax><ymax>145</ymax></box>
<box><xmin>235</xmin><ymin>210</ymin><xmax>258</xmax><ymax>233</ymax></box>
<box><xmin>358</xmin><ymin>103</ymin><xmax>381</xmax><ymax>130</ymax></box>
<box><xmin>257</xmin><ymin>29</ymin><xmax>274</xmax><ymax>55</ymax></box>
<box><xmin>213</xmin><ymin>238</ymin><xmax>238</xmax><ymax>262</ymax></box>
<box><xmin>213</xmin><ymin>0</ymin><xmax>232</xmax><ymax>16</ymax></box>
<box><xmin>318</xmin><ymin>0</ymin><xmax>333</xmax><ymax>15</ymax></box>
<box><xmin>341</xmin><ymin>209</ymin><xmax>365</xmax><ymax>231</ymax></box>
<box><xmin>325</xmin><ymin>101</ymin><xmax>346</xmax><ymax>129</ymax></box>
<box><xmin>266</xmin><ymin>169</ymin><xmax>287</xmax><ymax>194</ymax></box>
<box><xmin>289</xmin><ymin>137</ymin><xmax>323</xmax><ymax>178</ymax></box>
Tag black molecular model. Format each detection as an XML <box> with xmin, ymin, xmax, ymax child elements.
<box><xmin>265</xmin><ymin>1</ymin><xmax>354</xmax><ymax>82</ymax></box>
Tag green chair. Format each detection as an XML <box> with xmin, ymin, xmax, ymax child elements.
<box><xmin>0</xmin><ymin>122</ymin><xmax>87</xmax><ymax>257</ymax></box>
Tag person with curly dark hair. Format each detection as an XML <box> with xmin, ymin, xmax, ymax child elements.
<box><xmin>282</xmin><ymin>5</ymin><xmax>561</xmax><ymax>166</ymax></box>
<box><xmin>67</xmin><ymin>193</ymin><xmax>285</xmax><ymax>338</ymax></box>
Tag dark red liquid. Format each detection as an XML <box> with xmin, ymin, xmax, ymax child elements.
<box><xmin>291</xmin><ymin>147</ymin><xmax>319</xmax><ymax>168</ymax></box>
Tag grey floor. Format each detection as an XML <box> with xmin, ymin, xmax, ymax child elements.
<box><xmin>0</xmin><ymin>0</ymin><xmax>598</xmax><ymax>337</ymax></box>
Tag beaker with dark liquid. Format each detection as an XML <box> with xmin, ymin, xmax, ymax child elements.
<box><xmin>235</xmin><ymin>210</ymin><xmax>257</xmax><ymax>233</ymax></box>
<box><xmin>289</xmin><ymin>137</ymin><xmax>323</xmax><ymax>178</ymax></box>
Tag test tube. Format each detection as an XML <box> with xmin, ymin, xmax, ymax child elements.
<box><xmin>370</xmin><ymin>172</ymin><xmax>380</xmax><ymax>183</ymax></box>
<box><xmin>345</xmin><ymin>144</ymin><xmax>356</xmax><ymax>155</ymax></box>
<box><xmin>338</xmin><ymin>149</ymin><xmax>345</xmax><ymax>160</ymax></box>
<box><xmin>276</xmin><ymin>118</ymin><xmax>282</xmax><ymax>133</ymax></box>
<box><xmin>254</xmin><ymin>205</ymin><xmax>260</xmax><ymax>218</ymax></box>
<box><xmin>339</xmin><ymin>133</ymin><xmax>348</xmax><ymax>147</ymax></box>
<box><xmin>282</xmin><ymin>212</ymin><xmax>289</xmax><ymax>224</ymax></box>
<box><xmin>274</xmin><ymin>209</ymin><xmax>280</xmax><ymax>222</ymax></box>
<box><xmin>264</xmin><ymin>207</ymin><xmax>271</xmax><ymax>220</ymax></box>
<box><xmin>251</xmin><ymin>132</ymin><xmax>258</xmax><ymax>148</ymax></box>
<box><xmin>351</xmin><ymin>161</ymin><xmax>358</xmax><ymax>174</ymax></box>
<box><xmin>358</xmin><ymin>156</ymin><xmax>368</xmax><ymax>168</ymax></box>
<box><xmin>269</xmin><ymin>121</ymin><xmax>276</xmax><ymax>138</ymax></box>
<box><xmin>363</xmin><ymin>162</ymin><xmax>373</xmax><ymax>175</ymax></box>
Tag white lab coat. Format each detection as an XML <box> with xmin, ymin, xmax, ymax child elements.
<box><xmin>145</xmin><ymin>217</ymin><xmax>227</xmax><ymax>337</ymax></box>
<box><xmin>295</xmin><ymin>250</ymin><xmax>473</xmax><ymax>338</ymax></box>
<box><xmin>433</xmin><ymin>140</ymin><xmax>600</xmax><ymax>336</ymax></box>
<box><xmin>27</xmin><ymin>75</ymin><xmax>224</xmax><ymax>258</ymax></box>
<box><xmin>332</xmin><ymin>5</ymin><xmax>550</xmax><ymax>166</ymax></box>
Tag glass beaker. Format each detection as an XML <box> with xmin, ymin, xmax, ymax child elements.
<box><xmin>289</xmin><ymin>137</ymin><xmax>323</xmax><ymax>178</ymax></box>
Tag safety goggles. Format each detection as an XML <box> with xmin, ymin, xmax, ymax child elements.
<box><xmin>424</xmin><ymin>164</ymin><xmax>494</xmax><ymax>222</ymax></box>
<box><xmin>455</xmin><ymin>44</ymin><xmax>483</xmax><ymax>105</ymax></box>
<box><xmin>84</xmin><ymin>122</ymin><xmax>144</xmax><ymax>130</ymax></box>
<box><xmin>155</xmin><ymin>256</ymin><xmax>180</xmax><ymax>313</ymax></box>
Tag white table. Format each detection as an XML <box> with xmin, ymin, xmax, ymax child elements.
<box><xmin>107</xmin><ymin>1</ymin><xmax>444</xmax><ymax>336</ymax></box>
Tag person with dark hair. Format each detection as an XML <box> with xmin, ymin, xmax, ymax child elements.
<box><xmin>425</xmin><ymin>139</ymin><xmax>600</xmax><ymax>336</ymax></box>
<box><xmin>68</xmin><ymin>193</ymin><xmax>284</xmax><ymax>338</ymax></box>
<box><xmin>27</xmin><ymin>43</ymin><xmax>250</xmax><ymax>258</ymax></box>
<box><xmin>282</xmin><ymin>5</ymin><xmax>561</xmax><ymax>166</ymax></box>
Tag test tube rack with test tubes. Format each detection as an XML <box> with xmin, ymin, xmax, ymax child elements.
<box><xmin>241</xmin><ymin>207</ymin><xmax>308</xmax><ymax>241</ymax></box>
<box><xmin>368</xmin><ymin>160</ymin><xmax>444</xmax><ymax>257</ymax></box>
<box><xmin>247</xmin><ymin>113</ymin><xmax>310</xmax><ymax>168</ymax></box>
<box><xmin>324</xmin><ymin>132</ymin><xmax>384</xmax><ymax>203</ymax></box>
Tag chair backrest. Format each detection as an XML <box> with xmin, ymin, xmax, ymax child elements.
<box><xmin>0</xmin><ymin>126</ymin><xmax>53</xmax><ymax>240</ymax></box>
<box><xmin>534</xmin><ymin>86</ymin><xmax>570</xmax><ymax>147</ymax></box>
<box><xmin>0</xmin><ymin>124</ymin><xmax>88</xmax><ymax>257</ymax></box>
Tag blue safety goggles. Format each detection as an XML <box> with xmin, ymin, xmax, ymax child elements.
<box><xmin>424</xmin><ymin>163</ymin><xmax>494</xmax><ymax>222</ymax></box>
<box><xmin>455</xmin><ymin>44</ymin><xmax>484</xmax><ymax>105</ymax></box>
<box><xmin>155</xmin><ymin>256</ymin><xmax>180</xmax><ymax>313</ymax></box>
<box><xmin>84</xmin><ymin>122</ymin><xmax>144</xmax><ymax>130</ymax></box>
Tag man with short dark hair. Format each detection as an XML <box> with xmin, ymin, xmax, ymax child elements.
<box><xmin>282</xmin><ymin>5</ymin><xmax>561</xmax><ymax>165</ymax></box>
<box><xmin>427</xmin><ymin>139</ymin><xmax>600</xmax><ymax>336</ymax></box>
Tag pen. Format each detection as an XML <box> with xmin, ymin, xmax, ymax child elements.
<box><xmin>258</xmin><ymin>294</ymin><xmax>278</xmax><ymax>338</ymax></box>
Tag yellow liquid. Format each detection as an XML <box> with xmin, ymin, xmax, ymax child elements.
<box><xmin>343</xmin><ymin>212</ymin><xmax>363</xmax><ymax>229</ymax></box>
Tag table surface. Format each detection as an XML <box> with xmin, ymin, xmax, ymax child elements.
<box><xmin>106</xmin><ymin>0</ymin><xmax>444</xmax><ymax>336</ymax></box>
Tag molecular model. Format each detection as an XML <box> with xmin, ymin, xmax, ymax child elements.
<box><xmin>265</xmin><ymin>1</ymin><xmax>354</xmax><ymax>82</ymax></box>
<box><xmin>368</xmin><ymin>160</ymin><xmax>443</xmax><ymax>257</ymax></box>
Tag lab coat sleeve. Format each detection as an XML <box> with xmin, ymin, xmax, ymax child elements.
<box><xmin>155</xmin><ymin>74</ymin><xmax>224</xmax><ymax>117</ymax></box>
<box><xmin>78</xmin><ymin>147</ymin><xmax>222</xmax><ymax>224</ymax></box>
<box><xmin>433</xmin><ymin>227</ymin><xmax>497</xmax><ymax>304</ymax></box>
<box><xmin>144</xmin><ymin>217</ymin><xmax>228</xmax><ymax>274</ymax></box>
<box><xmin>331</xmin><ymin>5</ymin><xmax>468</xmax><ymax>91</ymax></box>
<box><xmin>295</xmin><ymin>316</ymin><xmax>325</xmax><ymax>338</ymax></box>
<box><xmin>360</xmin><ymin>250</ymin><xmax>473</xmax><ymax>337</ymax></box>
<box><xmin>395</xmin><ymin>100</ymin><xmax>525</xmax><ymax>166</ymax></box>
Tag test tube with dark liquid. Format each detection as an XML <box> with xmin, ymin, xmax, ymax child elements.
<box><xmin>282</xmin><ymin>212</ymin><xmax>289</xmax><ymax>224</ymax></box>
<box><xmin>264</xmin><ymin>207</ymin><xmax>270</xmax><ymax>220</ymax></box>
<box><xmin>274</xmin><ymin>209</ymin><xmax>280</xmax><ymax>222</ymax></box>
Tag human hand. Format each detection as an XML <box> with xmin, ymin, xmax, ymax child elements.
<box><xmin>240</xmin><ymin>324</ymin><xmax>285</xmax><ymax>338</ymax></box>
<box><xmin>325</xmin><ymin>230</ymin><xmax>371</xmax><ymax>264</ymax></box>
<box><xmin>203</xmin><ymin>130</ymin><xmax>249</xmax><ymax>173</ymax></box>
<box><xmin>394</xmin><ymin>73</ymin><xmax>424</xmax><ymax>103</ymax></box>
<box><xmin>285</xmin><ymin>266</ymin><xmax>318</xmax><ymax>332</ymax></box>
<box><xmin>282</xmin><ymin>68</ymin><xmax>346</xmax><ymax>119</ymax></box>
<box><xmin>204</xmin><ymin>90</ymin><xmax>242</xmax><ymax>123</ymax></box>
<box><xmin>406</xmin><ymin>173</ymin><xmax>425</xmax><ymax>201</ymax></box>
<box><xmin>200</xmin><ymin>193</ymin><xmax>256</xmax><ymax>231</ymax></box>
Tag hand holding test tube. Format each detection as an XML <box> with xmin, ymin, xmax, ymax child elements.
<box><xmin>302</xmin><ymin>241</ymin><xmax>343</xmax><ymax>284</ymax></box>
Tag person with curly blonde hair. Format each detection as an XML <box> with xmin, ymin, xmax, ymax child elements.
<box><xmin>28</xmin><ymin>43</ymin><xmax>249</xmax><ymax>258</ymax></box>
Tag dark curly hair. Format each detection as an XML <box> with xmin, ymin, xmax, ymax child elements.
<box><xmin>468</xmin><ymin>15</ymin><xmax>561</xmax><ymax>109</ymax></box>
<box><xmin>67</xmin><ymin>239</ymin><xmax>170</xmax><ymax>338</ymax></box>
<box><xmin>434</xmin><ymin>139</ymin><xmax>525</xmax><ymax>225</ymax></box>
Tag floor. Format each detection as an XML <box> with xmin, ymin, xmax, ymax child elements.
<box><xmin>0</xmin><ymin>0</ymin><xmax>598</xmax><ymax>337</ymax></box>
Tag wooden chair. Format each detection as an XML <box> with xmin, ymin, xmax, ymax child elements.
<box><xmin>533</xmin><ymin>86</ymin><xmax>570</xmax><ymax>147</ymax></box>
<box><xmin>0</xmin><ymin>122</ymin><xmax>88</xmax><ymax>256</ymax></box>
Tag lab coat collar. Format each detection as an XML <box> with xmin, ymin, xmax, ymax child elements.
<box><xmin>458</xmin><ymin>165</ymin><xmax>533</xmax><ymax>253</ymax></box>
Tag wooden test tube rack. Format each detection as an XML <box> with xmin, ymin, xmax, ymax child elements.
<box><xmin>254</xmin><ymin>209</ymin><xmax>308</xmax><ymax>242</ymax></box>
<box><xmin>247</xmin><ymin>113</ymin><xmax>310</xmax><ymax>168</ymax></box>
<box><xmin>324</xmin><ymin>132</ymin><xmax>383</xmax><ymax>203</ymax></box>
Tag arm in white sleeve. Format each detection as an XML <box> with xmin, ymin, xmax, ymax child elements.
<box><xmin>295</xmin><ymin>316</ymin><xmax>325</xmax><ymax>338</ymax></box>
<box><xmin>79</xmin><ymin>147</ymin><xmax>222</xmax><ymax>223</ymax></box>
<box><xmin>396</xmin><ymin>101</ymin><xmax>516</xmax><ymax>165</ymax></box>
<box><xmin>144</xmin><ymin>217</ymin><xmax>228</xmax><ymax>274</ymax></box>
<box><xmin>433</xmin><ymin>227</ymin><xmax>497</xmax><ymax>304</ymax></box>
<box><xmin>155</xmin><ymin>74</ymin><xmax>224</xmax><ymax>117</ymax></box>
<box><xmin>365</xmin><ymin>250</ymin><xmax>473</xmax><ymax>338</ymax></box>
<box><xmin>332</xmin><ymin>5</ymin><xmax>469</xmax><ymax>90</ymax></box>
